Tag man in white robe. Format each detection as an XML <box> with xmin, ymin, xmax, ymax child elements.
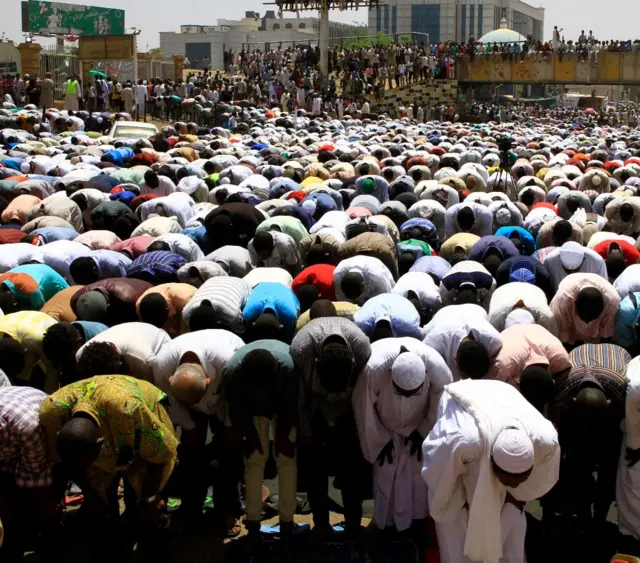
<box><xmin>422</xmin><ymin>304</ymin><xmax>503</xmax><ymax>381</ymax></box>
<box><xmin>618</xmin><ymin>356</ymin><xmax>640</xmax><ymax>545</ymax></box>
<box><xmin>444</xmin><ymin>202</ymin><xmax>493</xmax><ymax>239</ymax></box>
<box><xmin>333</xmin><ymin>255</ymin><xmax>395</xmax><ymax>306</ymax></box>
<box><xmin>488</xmin><ymin>282</ymin><xmax>557</xmax><ymax>335</ymax></box>
<box><xmin>544</xmin><ymin>241</ymin><xmax>608</xmax><ymax>290</ymax></box>
<box><xmin>353</xmin><ymin>338</ymin><xmax>452</xmax><ymax>533</ymax></box>
<box><xmin>422</xmin><ymin>379</ymin><xmax>560</xmax><ymax>563</ymax></box>
<box><xmin>152</xmin><ymin>329</ymin><xmax>245</xmax><ymax>516</ymax></box>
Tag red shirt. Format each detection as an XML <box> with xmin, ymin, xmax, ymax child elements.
<box><xmin>0</xmin><ymin>229</ymin><xmax>27</xmax><ymax>245</ymax></box>
<box><xmin>593</xmin><ymin>239</ymin><xmax>640</xmax><ymax>266</ymax></box>
<box><xmin>291</xmin><ymin>264</ymin><xmax>336</xmax><ymax>301</ymax></box>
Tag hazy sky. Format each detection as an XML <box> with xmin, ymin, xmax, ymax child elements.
<box><xmin>2</xmin><ymin>0</ymin><xmax>637</xmax><ymax>53</ymax></box>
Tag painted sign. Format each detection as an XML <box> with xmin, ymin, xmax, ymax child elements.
<box><xmin>23</xmin><ymin>1</ymin><xmax>125</xmax><ymax>36</ymax></box>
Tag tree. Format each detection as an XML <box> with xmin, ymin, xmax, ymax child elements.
<box><xmin>149</xmin><ymin>47</ymin><xmax>162</xmax><ymax>56</ymax></box>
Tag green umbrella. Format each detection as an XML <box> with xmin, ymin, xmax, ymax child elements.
<box><xmin>88</xmin><ymin>69</ymin><xmax>107</xmax><ymax>78</ymax></box>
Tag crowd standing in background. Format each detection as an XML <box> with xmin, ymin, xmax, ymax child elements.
<box><xmin>5</xmin><ymin>30</ymin><xmax>640</xmax><ymax>563</ymax></box>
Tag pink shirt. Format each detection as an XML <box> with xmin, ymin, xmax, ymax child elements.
<box><xmin>111</xmin><ymin>235</ymin><xmax>156</xmax><ymax>259</ymax></box>
<box><xmin>489</xmin><ymin>324</ymin><xmax>571</xmax><ymax>386</ymax></box>
<box><xmin>73</xmin><ymin>230</ymin><xmax>122</xmax><ymax>250</ymax></box>
<box><xmin>550</xmin><ymin>273</ymin><xmax>621</xmax><ymax>345</ymax></box>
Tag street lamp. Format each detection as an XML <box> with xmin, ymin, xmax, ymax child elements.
<box><xmin>129</xmin><ymin>27</ymin><xmax>142</xmax><ymax>85</ymax></box>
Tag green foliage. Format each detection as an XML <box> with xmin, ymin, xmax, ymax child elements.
<box><xmin>342</xmin><ymin>31</ymin><xmax>394</xmax><ymax>50</ymax></box>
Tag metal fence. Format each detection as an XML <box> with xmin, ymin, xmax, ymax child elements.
<box><xmin>138</xmin><ymin>58</ymin><xmax>175</xmax><ymax>81</ymax></box>
<box><xmin>83</xmin><ymin>59</ymin><xmax>135</xmax><ymax>83</ymax></box>
<box><xmin>39</xmin><ymin>44</ymin><xmax>80</xmax><ymax>100</ymax></box>
<box><xmin>83</xmin><ymin>57</ymin><xmax>175</xmax><ymax>83</ymax></box>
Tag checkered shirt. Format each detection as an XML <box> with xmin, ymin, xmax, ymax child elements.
<box><xmin>0</xmin><ymin>386</ymin><xmax>52</xmax><ymax>488</ymax></box>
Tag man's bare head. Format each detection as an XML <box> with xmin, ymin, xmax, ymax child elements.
<box><xmin>169</xmin><ymin>352</ymin><xmax>210</xmax><ymax>405</ymax></box>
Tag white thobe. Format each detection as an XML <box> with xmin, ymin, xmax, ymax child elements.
<box><xmin>153</xmin><ymin>233</ymin><xmax>205</xmax><ymax>262</ymax></box>
<box><xmin>422</xmin><ymin>380</ymin><xmax>560</xmax><ymax>563</ymax></box>
<box><xmin>391</xmin><ymin>271</ymin><xmax>442</xmax><ymax>313</ymax></box>
<box><xmin>333</xmin><ymin>255</ymin><xmax>395</xmax><ymax>305</ymax></box>
<box><xmin>0</xmin><ymin>244</ymin><xmax>43</xmax><ymax>274</ymax></box>
<box><xmin>614</xmin><ymin>264</ymin><xmax>640</xmax><ymax>300</ymax></box>
<box><xmin>40</xmin><ymin>240</ymin><xmax>92</xmax><ymax>281</ymax></box>
<box><xmin>488</xmin><ymin>282</ymin><xmax>557</xmax><ymax>335</ymax></box>
<box><xmin>353</xmin><ymin>338</ymin><xmax>452</xmax><ymax>531</ymax></box>
<box><xmin>152</xmin><ymin>330</ymin><xmax>245</xmax><ymax>430</ymax></box>
<box><xmin>544</xmin><ymin>245</ymin><xmax>608</xmax><ymax>290</ymax></box>
<box><xmin>75</xmin><ymin>322</ymin><xmax>170</xmax><ymax>382</ymax></box>
<box><xmin>422</xmin><ymin>304</ymin><xmax>503</xmax><ymax>381</ymax></box>
<box><xmin>617</xmin><ymin>356</ymin><xmax>640</xmax><ymax>539</ymax></box>
<box><xmin>444</xmin><ymin>203</ymin><xmax>493</xmax><ymax>239</ymax></box>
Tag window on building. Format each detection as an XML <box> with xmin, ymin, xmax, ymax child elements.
<box><xmin>469</xmin><ymin>4</ymin><xmax>474</xmax><ymax>41</ymax></box>
<box><xmin>392</xmin><ymin>6</ymin><xmax>397</xmax><ymax>35</ymax></box>
<box><xmin>478</xmin><ymin>4</ymin><xmax>483</xmax><ymax>38</ymax></box>
<box><xmin>376</xmin><ymin>5</ymin><xmax>381</xmax><ymax>33</ymax></box>
<box><xmin>285</xmin><ymin>23</ymin><xmax>292</xmax><ymax>29</ymax></box>
<box><xmin>461</xmin><ymin>4</ymin><xmax>466</xmax><ymax>43</ymax></box>
<box><xmin>299</xmin><ymin>23</ymin><xmax>306</xmax><ymax>29</ymax></box>
<box><xmin>411</xmin><ymin>4</ymin><xmax>440</xmax><ymax>43</ymax></box>
<box><xmin>273</xmin><ymin>23</ymin><xmax>280</xmax><ymax>30</ymax></box>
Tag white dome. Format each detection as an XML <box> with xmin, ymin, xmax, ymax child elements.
<box><xmin>479</xmin><ymin>18</ymin><xmax>526</xmax><ymax>44</ymax></box>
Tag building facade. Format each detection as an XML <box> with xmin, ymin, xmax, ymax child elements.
<box><xmin>368</xmin><ymin>0</ymin><xmax>544</xmax><ymax>44</ymax></box>
<box><xmin>160</xmin><ymin>11</ymin><xmax>360</xmax><ymax>70</ymax></box>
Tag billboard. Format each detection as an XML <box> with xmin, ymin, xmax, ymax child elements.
<box><xmin>22</xmin><ymin>1</ymin><xmax>125</xmax><ymax>36</ymax></box>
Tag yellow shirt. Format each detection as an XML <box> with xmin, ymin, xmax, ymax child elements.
<box><xmin>39</xmin><ymin>375</ymin><xmax>178</xmax><ymax>503</ymax></box>
<box><xmin>65</xmin><ymin>80</ymin><xmax>79</xmax><ymax>95</ymax></box>
<box><xmin>295</xmin><ymin>301</ymin><xmax>359</xmax><ymax>331</ymax></box>
<box><xmin>0</xmin><ymin>311</ymin><xmax>56</xmax><ymax>389</ymax></box>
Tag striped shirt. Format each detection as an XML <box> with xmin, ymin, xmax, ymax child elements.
<box><xmin>532</xmin><ymin>246</ymin><xmax>556</xmax><ymax>264</ymax></box>
<box><xmin>0</xmin><ymin>386</ymin><xmax>52</xmax><ymax>488</ymax></box>
<box><xmin>126</xmin><ymin>250</ymin><xmax>187</xmax><ymax>284</ymax></box>
<box><xmin>182</xmin><ymin>277</ymin><xmax>251</xmax><ymax>333</ymax></box>
<box><xmin>291</xmin><ymin>317</ymin><xmax>371</xmax><ymax>436</ymax></box>
<box><xmin>556</xmin><ymin>344</ymin><xmax>630</xmax><ymax>416</ymax></box>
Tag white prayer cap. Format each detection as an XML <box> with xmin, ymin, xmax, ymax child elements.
<box><xmin>559</xmin><ymin>241</ymin><xmax>585</xmax><ymax>270</ymax></box>
<box><xmin>391</xmin><ymin>351</ymin><xmax>426</xmax><ymax>391</ymax></box>
<box><xmin>504</xmin><ymin>308</ymin><xmax>535</xmax><ymax>329</ymax></box>
<box><xmin>495</xmin><ymin>207</ymin><xmax>511</xmax><ymax>226</ymax></box>
<box><xmin>492</xmin><ymin>427</ymin><xmax>535</xmax><ymax>474</ymax></box>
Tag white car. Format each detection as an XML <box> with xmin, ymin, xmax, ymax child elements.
<box><xmin>108</xmin><ymin>121</ymin><xmax>158</xmax><ymax>141</ymax></box>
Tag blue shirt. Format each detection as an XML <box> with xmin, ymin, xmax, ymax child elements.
<box><xmin>409</xmin><ymin>256</ymin><xmax>452</xmax><ymax>283</ymax></box>
<box><xmin>243</xmin><ymin>282</ymin><xmax>300</xmax><ymax>330</ymax></box>
<box><xmin>468</xmin><ymin>235</ymin><xmax>520</xmax><ymax>263</ymax></box>
<box><xmin>354</xmin><ymin>293</ymin><xmax>422</xmax><ymax>339</ymax></box>
<box><xmin>73</xmin><ymin>321</ymin><xmax>109</xmax><ymax>342</ymax></box>
<box><xmin>615</xmin><ymin>292</ymin><xmax>640</xmax><ymax>349</ymax></box>
<box><xmin>31</xmin><ymin>227</ymin><xmax>79</xmax><ymax>243</ymax></box>
<box><xmin>495</xmin><ymin>226</ymin><xmax>536</xmax><ymax>256</ymax></box>
<box><xmin>400</xmin><ymin>218</ymin><xmax>439</xmax><ymax>250</ymax></box>
<box><xmin>3</xmin><ymin>264</ymin><xmax>69</xmax><ymax>310</ymax></box>
<box><xmin>102</xmin><ymin>147</ymin><xmax>134</xmax><ymax>167</ymax></box>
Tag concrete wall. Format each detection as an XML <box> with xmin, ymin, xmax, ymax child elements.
<box><xmin>457</xmin><ymin>52</ymin><xmax>640</xmax><ymax>85</ymax></box>
<box><xmin>370</xmin><ymin>79</ymin><xmax>458</xmax><ymax>114</ymax></box>
<box><xmin>160</xmin><ymin>28</ymin><xmax>319</xmax><ymax>71</ymax></box>
<box><xmin>0</xmin><ymin>42</ymin><xmax>21</xmax><ymax>75</ymax></box>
